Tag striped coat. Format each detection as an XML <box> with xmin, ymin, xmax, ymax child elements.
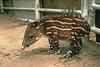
<box><xmin>40</xmin><ymin>13</ymin><xmax>90</xmax><ymax>38</ymax></box>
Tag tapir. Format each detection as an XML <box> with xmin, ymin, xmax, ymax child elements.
<box><xmin>22</xmin><ymin>13</ymin><xmax>90</xmax><ymax>58</ymax></box>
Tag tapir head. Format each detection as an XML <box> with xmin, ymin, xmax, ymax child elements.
<box><xmin>22</xmin><ymin>21</ymin><xmax>42</xmax><ymax>48</ymax></box>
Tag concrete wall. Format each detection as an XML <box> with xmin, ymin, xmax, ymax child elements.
<box><xmin>3</xmin><ymin>0</ymin><xmax>35</xmax><ymax>19</ymax></box>
<box><xmin>0</xmin><ymin>0</ymin><xmax>3</xmax><ymax>12</ymax></box>
<box><xmin>42</xmin><ymin>0</ymin><xmax>81</xmax><ymax>9</ymax></box>
<box><xmin>42</xmin><ymin>0</ymin><xmax>81</xmax><ymax>15</ymax></box>
<box><xmin>0</xmin><ymin>0</ymin><xmax>1</xmax><ymax>12</ymax></box>
<box><xmin>3</xmin><ymin>0</ymin><xmax>13</xmax><ymax>7</ymax></box>
<box><xmin>13</xmin><ymin>0</ymin><xmax>35</xmax><ymax>19</ymax></box>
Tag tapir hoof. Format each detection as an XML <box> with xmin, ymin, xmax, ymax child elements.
<box><xmin>21</xmin><ymin>46</ymin><xmax>25</xmax><ymax>50</ymax></box>
<box><xmin>17</xmin><ymin>46</ymin><xmax>25</xmax><ymax>52</ymax></box>
<box><xmin>63</xmin><ymin>50</ymin><xmax>73</xmax><ymax>58</ymax></box>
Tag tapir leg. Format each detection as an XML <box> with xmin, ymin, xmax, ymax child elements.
<box><xmin>64</xmin><ymin>36</ymin><xmax>83</xmax><ymax>58</ymax></box>
<box><xmin>48</xmin><ymin>37</ymin><xmax>60</xmax><ymax>54</ymax></box>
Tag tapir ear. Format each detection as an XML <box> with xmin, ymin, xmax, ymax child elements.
<box><xmin>31</xmin><ymin>21</ymin><xmax>39</xmax><ymax>27</ymax></box>
<box><xmin>32</xmin><ymin>23</ymin><xmax>35</xmax><ymax>27</ymax></box>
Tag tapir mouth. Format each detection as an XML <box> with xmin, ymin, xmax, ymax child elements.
<box><xmin>22</xmin><ymin>41</ymin><xmax>30</xmax><ymax>48</ymax></box>
<box><xmin>22</xmin><ymin>36</ymin><xmax>32</xmax><ymax>48</ymax></box>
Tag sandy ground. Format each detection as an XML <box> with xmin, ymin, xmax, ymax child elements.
<box><xmin>0</xmin><ymin>15</ymin><xmax>100</xmax><ymax>67</ymax></box>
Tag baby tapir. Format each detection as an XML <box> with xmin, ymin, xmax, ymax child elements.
<box><xmin>22</xmin><ymin>13</ymin><xmax>90</xmax><ymax>58</ymax></box>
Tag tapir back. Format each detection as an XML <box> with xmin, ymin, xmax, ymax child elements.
<box><xmin>40</xmin><ymin>13</ymin><xmax>90</xmax><ymax>38</ymax></box>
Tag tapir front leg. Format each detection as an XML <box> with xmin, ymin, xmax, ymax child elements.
<box><xmin>64</xmin><ymin>36</ymin><xmax>83</xmax><ymax>58</ymax></box>
<box><xmin>48</xmin><ymin>36</ymin><xmax>60</xmax><ymax>54</ymax></box>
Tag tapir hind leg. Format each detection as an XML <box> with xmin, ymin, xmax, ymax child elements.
<box><xmin>63</xmin><ymin>36</ymin><xmax>83</xmax><ymax>58</ymax></box>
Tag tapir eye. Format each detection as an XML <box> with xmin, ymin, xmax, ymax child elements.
<box><xmin>29</xmin><ymin>34</ymin><xmax>33</xmax><ymax>38</ymax></box>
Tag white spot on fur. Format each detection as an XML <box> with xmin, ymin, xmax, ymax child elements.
<box><xmin>72</xmin><ymin>36</ymin><xmax>74</xmax><ymax>38</ymax></box>
<box><xmin>36</xmin><ymin>37</ymin><xmax>39</xmax><ymax>40</ymax></box>
<box><xmin>29</xmin><ymin>34</ymin><xmax>32</xmax><ymax>36</ymax></box>
<box><xmin>53</xmin><ymin>35</ymin><xmax>56</xmax><ymax>37</ymax></box>
<box><xmin>36</xmin><ymin>26</ymin><xmax>39</xmax><ymax>29</ymax></box>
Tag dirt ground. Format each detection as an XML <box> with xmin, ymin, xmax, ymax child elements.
<box><xmin>0</xmin><ymin>15</ymin><xmax>100</xmax><ymax>67</ymax></box>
